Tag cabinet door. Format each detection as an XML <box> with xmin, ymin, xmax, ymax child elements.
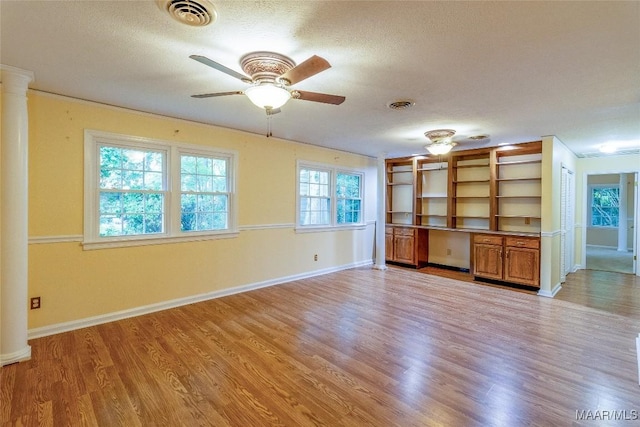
<box><xmin>505</xmin><ymin>247</ymin><xmax>540</xmax><ymax>287</ymax></box>
<box><xmin>473</xmin><ymin>243</ymin><xmax>503</xmax><ymax>280</ymax></box>
<box><xmin>385</xmin><ymin>229</ymin><xmax>394</xmax><ymax>261</ymax></box>
<box><xmin>394</xmin><ymin>234</ymin><xmax>415</xmax><ymax>264</ymax></box>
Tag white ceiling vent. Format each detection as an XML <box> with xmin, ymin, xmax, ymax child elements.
<box><xmin>157</xmin><ymin>0</ymin><xmax>217</xmax><ymax>27</ymax></box>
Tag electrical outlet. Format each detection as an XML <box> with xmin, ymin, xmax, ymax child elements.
<box><xmin>314</xmin><ymin>254</ymin><xmax>318</xmax><ymax>261</ymax></box>
<box><xmin>30</xmin><ymin>297</ymin><xmax>41</xmax><ymax>310</ymax></box>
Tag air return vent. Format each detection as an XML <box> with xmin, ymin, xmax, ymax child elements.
<box><xmin>157</xmin><ymin>0</ymin><xmax>217</xmax><ymax>26</ymax></box>
<box><xmin>387</xmin><ymin>100</ymin><xmax>415</xmax><ymax>110</ymax></box>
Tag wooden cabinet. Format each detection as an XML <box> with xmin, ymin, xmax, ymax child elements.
<box><xmin>473</xmin><ymin>234</ymin><xmax>540</xmax><ymax>288</ymax></box>
<box><xmin>472</xmin><ymin>235</ymin><xmax>504</xmax><ymax>280</ymax></box>
<box><xmin>504</xmin><ymin>237</ymin><xmax>540</xmax><ymax>287</ymax></box>
<box><xmin>385</xmin><ymin>226</ymin><xmax>428</xmax><ymax>268</ymax></box>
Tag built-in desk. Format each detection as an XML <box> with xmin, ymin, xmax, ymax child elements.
<box><xmin>385</xmin><ymin>225</ymin><xmax>540</xmax><ymax>288</ymax></box>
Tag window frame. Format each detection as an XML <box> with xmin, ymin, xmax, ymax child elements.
<box><xmin>295</xmin><ymin>160</ymin><xmax>366</xmax><ymax>232</ymax></box>
<box><xmin>84</xmin><ymin>130</ymin><xmax>238</xmax><ymax>249</ymax></box>
<box><xmin>588</xmin><ymin>183</ymin><xmax>620</xmax><ymax>228</ymax></box>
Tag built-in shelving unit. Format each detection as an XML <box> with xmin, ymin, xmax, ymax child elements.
<box><xmin>386</xmin><ymin>159</ymin><xmax>414</xmax><ymax>225</ymax></box>
<box><xmin>450</xmin><ymin>153</ymin><xmax>491</xmax><ymax>230</ymax></box>
<box><xmin>385</xmin><ymin>141</ymin><xmax>543</xmax><ymax>274</ymax></box>
<box><xmin>416</xmin><ymin>159</ymin><xmax>448</xmax><ymax>227</ymax></box>
<box><xmin>494</xmin><ymin>144</ymin><xmax>542</xmax><ymax>232</ymax></box>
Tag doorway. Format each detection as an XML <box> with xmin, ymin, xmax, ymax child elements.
<box><xmin>583</xmin><ymin>172</ymin><xmax>637</xmax><ymax>275</ymax></box>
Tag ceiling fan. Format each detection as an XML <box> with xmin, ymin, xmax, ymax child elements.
<box><xmin>190</xmin><ymin>51</ymin><xmax>346</xmax><ymax>114</ymax></box>
<box><xmin>424</xmin><ymin>129</ymin><xmax>492</xmax><ymax>155</ymax></box>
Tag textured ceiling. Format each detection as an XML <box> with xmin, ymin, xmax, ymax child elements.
<box><xmin>1</xmin><ymin>0</ymin><xmax>639</xmax><ymax>158</ymax></box>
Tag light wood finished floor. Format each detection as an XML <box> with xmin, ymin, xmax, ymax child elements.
<box><xmin>2</xmin><ymin>268</ymin><xmax>639</xmax><ymax>426</ymax></box>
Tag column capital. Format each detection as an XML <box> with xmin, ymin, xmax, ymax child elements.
<box><xmin>1</xmin><ymin>65</ymin><xmax>35</xmax><ymax>94</ymax></box>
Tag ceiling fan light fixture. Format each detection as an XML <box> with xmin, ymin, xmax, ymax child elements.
<box><xmin>245</xmin><ymin>83</ymin><xmax>291</xmax><ymax>109</ymax></box>
<box><xmin>426</xmin><ymin>142</ymin><xmax>456</xmax><ymax>155</ymax></box>
<box><xmin>424</xmin><ymin>129</ymin><xmax>456</xmax><ymax>155</ymax></box>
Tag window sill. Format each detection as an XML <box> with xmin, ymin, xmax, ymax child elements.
<box><xmin>295</xmin><ymin>224</ymin><xmax>368</xmax><ymax>234</ymax></box>
<box><xmin>82</xmin><ymin>231</ymin><xmax>239</xmax><ymax>250</ymax></box>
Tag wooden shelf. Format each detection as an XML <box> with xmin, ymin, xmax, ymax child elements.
<box><xmin>453</xmin><ymin>196</ymin><xmax>491</xmax><ymax>199</ymax></box>
<box><xmin>497</xmin><ymin>159</ymin><xmax>542</xmax><ymax>166</ymax></box>
<box><xmin>453</xmin><ymin>180</ymin><xmax>491</xmax><ymax>184</ymax></box>
<box><xmin>495</xmin><ymin>215</ymin><xmax>541</xmax><ymax>219</ymax></box>
<box><xmin>455</xmin><ymin>164</ymin><xmax>490</xmax><ymax>169</ymax></box>
<box><xmin>417</xmin><ymin>214</ymin><xmax>447</xmax><ymax>217</ymax></box>
<box><xmin>496</xmin><ymin>177</ymin><xmax>541</xmax><ymax>182</ymax></box>
<box><xmin>496</xmin><ymin>195</ymin><xmax>541</xmax><ymax>198</ymax></box>
<box><xmin>387</xmin><ymin>182</ymin><xmax>413</xmax><ymax>186</ymax></box>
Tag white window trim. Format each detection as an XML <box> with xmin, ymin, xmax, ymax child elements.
<box><xmin>295</xmin><ymin>160</ymin><xmax>366</xmax><ymax>233</ymax></box>
<box><xmin>83</xmin><ymin>129</ymin><xmax>238</xmax><ymax>250</ymax></box>
<box><xmin>587</xmin><ymin>183</ymin><xmax>620</xmax><ymax>229</ymax></box>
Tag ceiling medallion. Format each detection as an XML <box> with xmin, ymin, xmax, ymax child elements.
<box><xmin>240</xmin><ymin>52</ymin><xmax>296</xmax><ymax>84</ymax></box>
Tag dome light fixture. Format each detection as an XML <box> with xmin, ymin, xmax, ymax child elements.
<box><xmin>598</xmin><ymin>143</ymin><xmax>617</xmax><ymax>154</ymax></box>
<box><xmin>244</xmin><ymin>83</ymin><xmax>291</xmax><ymax>110</ymax></box>
<box><xmin>425</xmin><ymin>129</ymin><xmax>456</xmax><ymax>155</ymax></box>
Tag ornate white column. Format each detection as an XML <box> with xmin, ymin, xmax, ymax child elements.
<box><xmin>1</xmin><ymin>65</ymin><xmax>34</xmax><ymax>366</ymax></box>
<box><xmin>618</xmin><ymin>173</ymin><xmax>628</xmax><ymax>252</ymax></box>
<box><xmin>373</xmin><ymin>153</ymin><xmax>387</xmax><ymax>270</ymax></box>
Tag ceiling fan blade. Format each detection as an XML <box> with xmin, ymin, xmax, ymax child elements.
<box><xmin>191</xmin><ymin>91</ymin><xmax>244</xmax><ymax>99</ymax></box>
<box><xmin>190</xmin><ymin>55</ymin><xmax>252</xmax><ymax>83</ymax></box>
<box><xmin>294</xmin><ymin>90</ymin><xmax>345</xmax><ymax>105</ymax></box>
<box><xmin>279</xmin><ymin>55</ymin><xmax>331</xmax><ymax>85</ymax></box>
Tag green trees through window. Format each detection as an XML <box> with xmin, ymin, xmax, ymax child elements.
<box><xmin>86</xmin><ymin>130</ymin><xmax>237</xmax><ymax>246</ymax></box>
<box><xmin>180</xmin><ymin>155</ymin><xmax>229</xmax><ymax>232</ymax></box>
<box><xmin>99</xmin><ymin>146</ymin><xmax>165</xmax><ymax>237</ymax></box>
<box><xmin>297</xmin><ymin>163</ymin><xmax>364</xmax><ymax>228</ymax></box>
<box><xmin>591</xmin><ymin>186</ymin><xmax>619</xmax><ymax>227</ymax></box>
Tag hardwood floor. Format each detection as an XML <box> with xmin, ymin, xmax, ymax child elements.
<box><xmin>2</xmin><ymin>267</ymin><xmax>639</xmax><ymax>426</ymax></box>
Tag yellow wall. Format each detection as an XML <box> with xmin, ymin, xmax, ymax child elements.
<box><xmin>539</xmin><ymin>136</ymin><xmax>578</xmax><ymax>294</ymax></box>
<box><xmin>26</xmin><ymin>92</ymin><xmax>377</xmax><ymax>329</ymax></box>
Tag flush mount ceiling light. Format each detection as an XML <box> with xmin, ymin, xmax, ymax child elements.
<box><xmin>599</xmin><ymin>144</ymin><xmax>618</xmax><ymax>154</ymax></box>
<box><xmin>425</xmin><ymin>129</ymin><xmax>457</xmax><ymax>155</ymax></box>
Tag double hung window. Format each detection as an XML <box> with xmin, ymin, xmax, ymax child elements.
<box><xmin>297</xmin><ymin>162</ymin><xmax>364</xmax><ymax>230</ymax></box>
<box><xmin>84</xmin><ymin>130</ymin><xmax>237</xmax><ymax>248</ymax></box>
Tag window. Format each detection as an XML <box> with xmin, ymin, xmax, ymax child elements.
<box><xmin>336</xmin><ymin>172</ymin><xmax>362</xmax><ymax>224</ymax></box>
<box><xmin>297</xmin><ymin>161</ymin><xmax>364</xmax><ymax>230</ymax></box>
<box><xmin>180</xmin><ymin>155</ymin><xmax>229</xmax><ymax>232</ymax></box>
<box><xmin>98</xmin><ymin>145</ymin><xmax>165</xmax><ymax>237</ymax></box>
<box><xmin>85</xmin><ymin>130</ymin><xmax>237</xmax><ymax>249</ymax></box>
<box><xmin>590</xmin><ymin>185</ymin><xmax>619</xmax><ymax>227</ymax></box>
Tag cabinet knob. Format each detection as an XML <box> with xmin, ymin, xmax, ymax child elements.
<box><xmin>483</xmin><ymin>238</ymin><xmax>490</xmax><ymax>242</ymax></box>
<box><xmin>516</xmin><ymin>241</ymin><xmax>524</xmax><ymax>245</ymax></box>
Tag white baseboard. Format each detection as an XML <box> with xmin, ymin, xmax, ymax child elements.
<box><xmin>0</xmin><ymin>345</ymin><xmax>31</xmax><ymax>366</ymax></box>
<box><xmin>538</xmin><ymin>282</ymin><xmax>562</xmax><ymax>298</ymax></box>
<box><xmin>28</xmin><ymin>259</ymin><xmax>374</xmax><ymax>340</ymax></box>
